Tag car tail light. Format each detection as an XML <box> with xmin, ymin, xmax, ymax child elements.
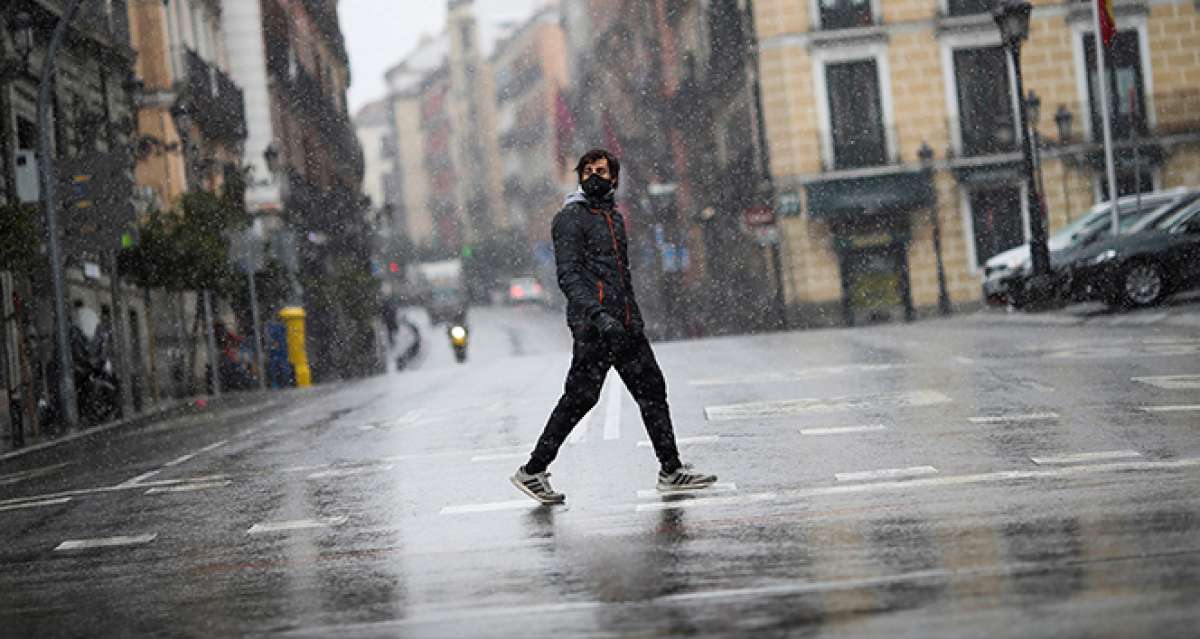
<box><xmin>510</xmin><ymin>285</ymin><xmax>525</xmax><ymax>298</ymax></box>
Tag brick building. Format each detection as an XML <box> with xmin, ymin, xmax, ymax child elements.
<box><xmin>753</xmin><ymin>0</ymin><xmax>1200</xmax><ymax>325</ymax></box>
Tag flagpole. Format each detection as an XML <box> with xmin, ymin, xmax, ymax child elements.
<box><xmin>1093</xmin><ymin>0</ymin><xmax>1121</xmax><ymax>235</ymax></box>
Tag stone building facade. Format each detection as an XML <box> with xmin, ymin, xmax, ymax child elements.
<box><xmin>1</xmin><ymin>0</ymin><xmax>142</xmax><ymax>442</ymax></box>
<box><xmin>753</xmin><ymin>0</ymin><xmax>1200</xmax><ymax>325</ymax></box>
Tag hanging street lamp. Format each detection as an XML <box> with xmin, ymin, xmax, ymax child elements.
<box><xmin>993</xmin><ymin>0</ymin><xmax>1051</xmax><ymax>281</ymax></box>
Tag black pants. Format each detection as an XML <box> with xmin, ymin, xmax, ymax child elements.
<box><xmin>526</xmin><ymin>332</ymin><xmax>681</xmax><ymax>474</ymax></box>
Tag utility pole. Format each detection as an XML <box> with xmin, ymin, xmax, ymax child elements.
<box><xmin>37</xmin><ymin>0</ymin><xmax>89</xmax><ymax>428</ymax></box>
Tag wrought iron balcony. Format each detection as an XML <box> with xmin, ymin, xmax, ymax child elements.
<box><xmin>183</xmin><ymin>49</ymin><xmax>246</xmax><ymax>142</ymax></box>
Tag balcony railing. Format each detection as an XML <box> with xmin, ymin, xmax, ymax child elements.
<box><xmin>184</xmin><ymin>50</ymin><xmax>247</xmax><ymax>142</ymax></box>
<box><xmin>956</xmin><ymin>115</ymin><xmax>1019</xmax><ymax>158</ymax></box>
<box><xmin>818</xmin><ymin>0</ymin><xmax>875</xmax><ymax>30</ymax></box>
<box><xmin>946</xmin><ymin>0</ymin><xmax>993</xmax><ymax>17</ymax></box>
<box><xmin>818</xmin><ymin>126</ymin><xmax>900</xmax><ymax>173</ymax></box>
<box><xmin>278</xmin><ymin>65</ymin><xmax>362</xmax><ymax>172</ymax></box>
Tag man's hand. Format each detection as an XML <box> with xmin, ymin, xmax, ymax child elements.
<box><xmin>593</xmin><ymin>312</ymin><xmax>627</xmax><ymax>343</ymax></box>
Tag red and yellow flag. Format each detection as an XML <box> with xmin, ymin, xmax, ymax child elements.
<box><xmin>1097</xmin><ymin>0</ymin><xmax>1117</xmax><ymax>47</ymax></box>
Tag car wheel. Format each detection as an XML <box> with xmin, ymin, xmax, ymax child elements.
<box><xmin>1120</xmin><ymin>261</ymin><xmax>1167</xmax><ymax>308</ymax></box>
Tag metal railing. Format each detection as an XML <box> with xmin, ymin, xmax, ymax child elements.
<box><xmin>184</xmin><ymin>50</ymin><xmax>246</xmax><ymax>142</ymax></box>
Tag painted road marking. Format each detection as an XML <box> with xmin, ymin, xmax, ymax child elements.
<box><xmin>117</xmin><ymin>469</ymin><xmax>163</xmax><ymax>487</ymax></box>
<box><xmin>145</xmin><ymin>480</ymin><xmax>232</xmax><ymax>494</ymax></box>
<box><xmin>0</xmin><ymin>462</ymin><xmax>71</xmax><ymax>486</ymax></box>
<box><xmin>1132</xmin><ymin>375</ymin><xmax>1200</xmax><ymax>390</ymax></box>
<box><xmin>955</xmin><ymin>357</ymin><xmax>976</xmax><ymax>365</ymax></box>
<box><xmin>968</xmin><ymin>412</ymin><xmax>1059</xmax><ymax>424</ymax></box>
<box><xmin>54</xmin><ymin>533</ymin><xmax>157</xmax><ymax>551</ymax></box>
<box><xmin>1030</xmin><ymin>450</ymin><xmax>1142</xmax><ymax>465</ymax></box>
<box><xmin>836</xmin><ymin>466</ymin><xmax>939</xmax><ymax>482</ymax></box>
<box><xmin>690</xmin><ymin>363</ymin><xmax>907</xmax><ymax>387</ymax></box>
<box><xmin>198</xmin><ymin>439</ymin><xmax>229</xmax><ymax>453</ymax></box>
<box><xmin>637</xmin><ymin>435</ymin><xmax>719</xmax><ymax>448</ymax></box>
<box><xmin>635</xmin><ymin>493</ymin><xmax>778</xmax><ymax>512</ymax></box>
<box><xmin>800</xmin><ymin>424</ymin><xmax>888</xmax><ymax>436</ymax></box>
<box><xmin>440</xmin><ymin>500</ymin><xmax>547</xmax><ymax>515</ymax></box>
<box><xmin>307</xmin><ymin>465</ymin><xmax>394</xmax><ymax>480</ymax></box>
<box><xmin>1139</xmin><ymin>404</ymin><xmax>1200</xmax><ymax>413</ymax></box>
<box><xmin>0</xmin><ymin>497</ymin><xmax>71</xmax><ymax>512</ymax></box>
<box><xmin>704</xmin><ymin>390</ymin><xmax>952</xmax><ymax>421</ymax></box>
<box><xmin>162</xmin><ymin>452</ymin><xmax>198</xmax><ymax>468</ymax></box>
<box><xmin>637</xmin><ymin>482</ymin><xmax>737</xmax><ymax>499</ymax></box>
<box><xmin>634</xmin><ymin>457</ymin><xmax>1200</xmax><ymax>513</ymax></box>
<box><xmin>603</xmin><ymin>373</ymin><xmax>622</xmax><ymax>441</ymax></box>
<box><xmin>247</xmin><ymin>516</ymin><xmax>348</xmax><ymax>534</ymax></box>
<box><xmin>0</xmin><ymin>474</ymin><xmax>229</xmax><ymax>510</ymax></box>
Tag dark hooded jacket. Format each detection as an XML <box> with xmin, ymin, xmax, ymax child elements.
<box><xmin>552</xmin><ymin>189</ymin><xmax>645</xmax><ymax>337</ymax></box>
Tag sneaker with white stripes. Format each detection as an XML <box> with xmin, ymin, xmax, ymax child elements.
<box><xmin>657</xmin><ymin>463</ymin><xmax>717</xmax><ymax>492</ymax></box>
<box><xmin>511</xmin><ymin>467</ymin><xmax>566</xmax><ymax>504</ymax></box>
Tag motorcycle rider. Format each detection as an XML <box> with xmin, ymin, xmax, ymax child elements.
<box><xmin>511</xmin><ymin>149</ymin><xmax>717</xmax><ymax>504</ymax></box>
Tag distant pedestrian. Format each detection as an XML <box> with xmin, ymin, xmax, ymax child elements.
<box><xmin>511</xmin><ymin>149</ymin><xmax>716</xmax><ymax>504</ymax></box>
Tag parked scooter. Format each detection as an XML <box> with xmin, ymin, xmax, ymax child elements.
<box><xmin>448</xmin><ymin>324</ymin><xmax>469</xmax><ymax>364</ymax></box>
<box><xmin>70</xmin><ymin>323</ymin><xmax>119</xmax><ymax>424</ymax></box>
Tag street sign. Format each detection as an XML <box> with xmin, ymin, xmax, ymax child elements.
<box><xmin>229</xmin><ymin>229</ymin><xmax>266</xmax><ymax>274</ymax></box>
<box><xmin>57</xmin><ymin>152</ymin><xmax>136</xmax><ymax>256</ymax></box>
<box><xmin>753</xmin><ymin>226</ymin><xmax>780</xmax><ymax>247</ymax></box>
<box><xmin>744</xmin><ymin>205</ymin><xmax>775</xmax><ymax>227</ymax></box>
<box><xmin>777</xmin><ymin>190</ymin><xmax>802</xmax><ymax>217</ymax></box>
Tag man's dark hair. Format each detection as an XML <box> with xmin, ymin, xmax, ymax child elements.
<box><xmin>575</xmin><ymin>149</ymin><xmax>620</xmax><ymax>182</ymax></box>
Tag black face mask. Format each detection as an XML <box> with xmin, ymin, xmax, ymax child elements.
<box><xmin>581</xmin><ymin>174</ymin><xmax>613</xmax><ymax>199</ymax></box>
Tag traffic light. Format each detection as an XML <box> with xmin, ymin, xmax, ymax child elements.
<box><xmin>389</xmin><ymin>261</ymin><xmax>400</xmax><ymax>274</ymax></box>
<box><xmin>461</xmin><ymin>245</ymin><xmax>474</xmax><ymax>259</ymax></box>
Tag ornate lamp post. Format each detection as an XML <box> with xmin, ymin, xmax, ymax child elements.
<box><xmin>993</xmin><ymin>0</ymin><xmax>1050</xmax><ymax>278</ymax></box>
<box><xmin>1054</xmin><ymin>104</ymin><xmax>1075</xmax><ymax>222</ymax></box>
<box><xmin>918</xmin><ymin>142</ymin><xmax>951</xmax><ymax>316</ymax></box>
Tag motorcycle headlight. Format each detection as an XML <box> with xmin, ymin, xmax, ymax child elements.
<box><xmin>1090</xmin><ymin>249</ymin><xmax>1118</xmax><ymax>265</ymax></box>
<box><xmin>450</xmin><ymin>326</ymin><xmax>467</xmax><ymax>340</ymax></box>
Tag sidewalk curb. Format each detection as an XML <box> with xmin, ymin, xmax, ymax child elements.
<box><xmin>0</xmin><ymin>391</ymin><xmax>279</xmax><ymax>463</ymax></box>
<box><xmin>967</xmin><ymin>310</ymin><xmax>1200</xmax><ymax>331</ymax></box>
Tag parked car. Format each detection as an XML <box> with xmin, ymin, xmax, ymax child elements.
<box><xmin>982</xmin><ymin>189</ymin><xmax>1193</xmax><ymax>307</ymax></box>
<box><xmin>507</xmin><ymin>276</ymin><xmax>547</xmax><ymax>305</ymax></box>
<box><xmin>1064</xmin><ymin>194</ymin><xmax>1200</xmax><ymax>308</ymax></box>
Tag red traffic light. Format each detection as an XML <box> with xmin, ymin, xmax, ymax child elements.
<box><xmin>388</xmin><ymin>261</ymin><xmax>400</xmax><ymax>274</ymax></box>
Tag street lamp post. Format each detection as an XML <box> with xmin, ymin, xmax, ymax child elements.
<box><xmin>1026</xmin><ymin>90</ymin><xmax>1048</xmax><ymax>211</ymax></box>
<box><xmin>1054</xmin><ymin>104</ymin><xmax>1075</xmax><ymax>222</ymax></box>
<box><xmin>993</xmin><ymin>0</ymin><xmax>1050</xmax><ymax>279</ymax></box>
<box><xmin>918</xmin><ymin>142</ymin><xmax>951</xmax><ymax>316</ymax></box>
<box><xmin>38</xmin><ymin>0</ymin><xmax>89</xmax><ymax>428</ymax></box>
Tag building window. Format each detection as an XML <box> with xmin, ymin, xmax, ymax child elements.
<box><xmin>17</xmin><ymin>117</ymin><xmax>37</xmax><ymax>150</ymax></box>
<box><xmin>818</xmin><ymin>0</ymin><xmax>873</xmax><ymax>30</ymax></box>
<box><xmin>1100</xmin><ymin>167</ymin><xmax>1155</xmax><ymax>200</ymax></box>
<box><xmin>947</xmin><ymin>0</ymin><xmax>992</xmax><ymax>17</ymax></box>
<box><xmin>826</xmin><ymin>59</ymin><xmax>887</xmax><ymax>170</ymax></box>
<box><xmin>1083</xmin><ymin>30</ymin><xmax>1147</xmax><ymax>141</ymax></box>
<box><xmin>969</xmin><ymin>185</ymin><xmax>1024</xmax><ymax>267</ymax></box>
<box><xmin>953</xmin><ymin>47</ymin><xmax>1017</xmax><ymax>157</ymax></box>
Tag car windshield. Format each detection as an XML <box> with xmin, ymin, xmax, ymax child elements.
<box><xmin>1074</xmin><ymin>195</ymin><xmax>1177</xmax><ymax>242</ymax></box>
<box><xmin>1146</xmin><ymin>195</ymin><xmax>1200</xmax><ymax>231</ymax></box>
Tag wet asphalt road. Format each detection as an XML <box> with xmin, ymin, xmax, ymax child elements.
<box><xmin>1</xmin><ymin>304</ymin><xmax>1199</xmax><ymax>638</ymax></box>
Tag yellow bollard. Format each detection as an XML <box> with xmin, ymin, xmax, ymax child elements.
<box><xmin>278</xmin><ymin>306</ymin><xmax>312</xmax><ymax>388</ymax></box>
